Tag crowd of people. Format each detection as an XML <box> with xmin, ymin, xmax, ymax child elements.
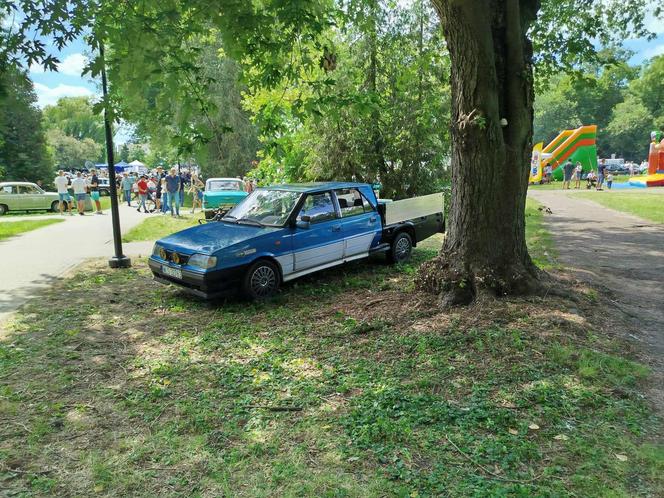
<box><xmin>117</xmin><ymin>167</ymin><xmax>205</xmax><ymax>217</ymax></box>
<box><xmin>51</xmin><ymin>165</ymin><xmax>260</xmax><ymax>217</ymax></box>
<box><xmin>559</xmin><ymin>158</ymin><xmax>613</xmax><ymax>191</ymax></box>
<box><xmin>53</xmin><ymin>169</ymin><xmax>104</xmax><ymax>216</ymax></box>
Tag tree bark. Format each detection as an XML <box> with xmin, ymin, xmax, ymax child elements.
<box><xmin>418</xmin><ymin>0</ymin><xmax>542</xmax><ymax>305</ymax></box>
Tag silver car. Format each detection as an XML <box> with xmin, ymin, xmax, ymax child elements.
<box><xmin>0</xmin><ymin>182</ymin><xmax>61</xmax><ymax>215</ymax></box>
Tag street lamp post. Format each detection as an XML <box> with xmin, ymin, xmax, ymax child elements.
<box><xmin>100</xmin><ymin>41</ymin><xmax>131</xmax><ymax>269</ymax></box>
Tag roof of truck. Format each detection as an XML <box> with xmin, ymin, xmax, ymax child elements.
<box><xmin>266</xmin><ymin>182</ymin><xmax>370</xmax><ymax>193</ymax></box>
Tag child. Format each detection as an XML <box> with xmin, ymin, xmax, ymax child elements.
<box><xmin>607</xmin><ymin>173</ymin><xmax>613</xmax><ymax>190</ymax></box>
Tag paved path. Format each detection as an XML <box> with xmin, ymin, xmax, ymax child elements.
<box><xmin>529</xmin><ymin>189</ymin><xmax>664</xmax><ymax>410</ymax></box>
<box><xmin>0</xmin><ymin>205</ymin><xmax>155</xmax><ymax>325</ymax></box>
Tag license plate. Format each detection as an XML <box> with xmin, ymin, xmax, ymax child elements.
<box><xmin>162</xmin><ymin>265</ymin><xmax>182</xmax><ymax>280</ymax></box>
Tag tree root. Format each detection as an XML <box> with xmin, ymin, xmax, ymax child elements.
<box><xmin>416</xmin><ymin>251</ymin><xmax>544</xmax><ymax>307</ymax></box>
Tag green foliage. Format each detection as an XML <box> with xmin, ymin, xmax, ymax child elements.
<box><xmin>535</xmin><ymin>52</ymin><xmax>664</xmax><ymax>161</ymax></box>
<box><xmin>0</xmin><ymin>67</ymin><xmax>54</xmax><ymax>183</ymax></box>
<box><xmin>42</xmin><ymin>97</ymin><xmax>105</xmax><ymax>143</ymax></box>
<box><xmin>0</xmin><ymin>218</ymin><xmax>63</xmax><ymax>240</ymax></box>
<box><xmin>247</xmin><ymin>1</ymin><xmax>451</xmax><ymax>198</ymax></box>
<box><xmin>45</xmin><ymin>128</ymin><xmax>103</xmax><ymax>170</ymax></box>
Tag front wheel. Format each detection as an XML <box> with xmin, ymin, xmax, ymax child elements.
<box><xmin>0</xmin><ymin>204</ymin><xmax>7</xmax><ymax>215</ymax></box>
<box><xmin>388</xmin><ymin>232</ymin><xmax>412</xmax><ymax>264</ymax></box>
<box><xmin>243</xmin><ymin>260</ymin><xmax>280</xmax><ymax>300</ymax></box>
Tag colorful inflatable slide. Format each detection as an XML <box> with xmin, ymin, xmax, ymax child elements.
<box><xmin>628</xmin><ymin>131</ymin><xmax>664</xmax><ymax>188</ymax></box>
<box><xmin>529</xmin><ymin>125</ymin><xmax>598</xmax><ymax>183</ymax></box>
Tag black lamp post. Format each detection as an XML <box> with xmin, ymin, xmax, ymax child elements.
<box><xmin>100</xmin><ymin>41</ymin><xmax>131</xmax><ymax>269</ymax></box>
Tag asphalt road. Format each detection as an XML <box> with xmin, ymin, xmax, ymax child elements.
<box><xmin>0</xmin><ymin>205</ymin><xmax>154</xmax><ymax>326</ymax></box>
<box><xmin>529</xmin><ymin>188</ymin><xmax>664</xmax><ymax>413</ymax></box>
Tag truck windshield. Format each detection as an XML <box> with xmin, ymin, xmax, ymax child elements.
<box><xmin>207</xmin><ymin>180</ymin><xmax>243</xmax><ymax>191</ymax></box>
<box><xmin>226</xmin><ymin>189</ymin><xmax>301</xmax><ymax>227</ymax></box>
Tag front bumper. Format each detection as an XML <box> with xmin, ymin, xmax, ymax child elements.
<box><xmin>148</xmin><ymin>258</ymin><xmax>247</xmax><ymax>299</ymax></box>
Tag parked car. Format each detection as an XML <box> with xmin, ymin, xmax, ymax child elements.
<box><xmin>97</xmin><ymin>177</ymin><xmax>112</xmax><ymax>196</ymax></box>
<box><xmin>202</xmin><ymin>177</ymin><xmax>248</xmax><ymax>220</ymax></box>
<box><xmin>149</xmin><ymin>182</ymin><xmax>444</xmax><ymax>299</ymax></box>
<box><xmin>0</xmin><ymin>182</ymin><xmax>61</xmax><ymax>215</ymax></box>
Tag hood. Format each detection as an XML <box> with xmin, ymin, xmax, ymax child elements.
<box><xmin>158</xmin><ymin>221</ymin><xmax>280</xmax><ymax>254</ymax></box>
<box><xmin>204</xmin><ymin>191</ymin><xmax>247</xmax><ymax>199</ymax></box>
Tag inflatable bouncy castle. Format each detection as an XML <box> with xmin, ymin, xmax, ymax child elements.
<box><xmin>628</xmin><ymin>131</ymin><xmax>664</xmax><ymax>188</ymax></box>
<box><xmin>529</xmin><ymin>125</ymin><xmax>598</xmax><ymax>184</ymax></box>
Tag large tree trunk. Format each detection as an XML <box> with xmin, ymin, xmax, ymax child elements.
<box><xmin>418</xmin><ymin>0</ymin><xmax>542</xmax><ymax>305</ymax></box>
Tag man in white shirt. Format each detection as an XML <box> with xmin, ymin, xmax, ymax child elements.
<box><xmin>71</xmin><ymin>171</ymin><xmax>88</xmax><ymax>215</ymax></box>
<box><xmin>54</xmin><ymin>170</ymin><xmax>72</xmax><ymax>216</ymax></box>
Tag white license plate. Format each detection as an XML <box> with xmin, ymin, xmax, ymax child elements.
<box><xmin>162</xmin><ymin>265</ymin><xmax>182</xmax><ymax>280</ymax></box>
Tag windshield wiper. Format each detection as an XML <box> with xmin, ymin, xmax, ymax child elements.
<box><xmin>221</xmin><ymin>215</ymin><xmax>238</xmax><ymax>223</ymax></box>
<box><xmin>237</xmin><ymin>218</ymin><xmax>265</xmax><ymax>227</ymax></box>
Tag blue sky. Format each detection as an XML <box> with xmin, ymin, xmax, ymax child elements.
<box><xmin>4</xmin><ymin>9</ymin><xmax>664</xmax><ymax>109</ymax></box>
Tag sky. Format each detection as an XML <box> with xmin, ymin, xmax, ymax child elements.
<box><xmin>4</xmin><ymin>9</ymin><xmax>664</xmax><ymax>110</ymax></box>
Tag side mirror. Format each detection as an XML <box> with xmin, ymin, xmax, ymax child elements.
<box><xmin>295</xmin><ymin>215</ymin><xmax>311</xmax><ymax>229</ymax></box>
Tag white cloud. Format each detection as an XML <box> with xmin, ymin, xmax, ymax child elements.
<box><xmin>642</xmin><ymin>43</ymin><xmax>664</xmax><ymax>60</ymax></box>
<box><xmin>645</xmin><ymin>12</ymin><xmax>664</xmax><ymax>35</ymax></box>
<box><xmin>29</xmin><ymin>53</ymin><xmax>88</xmax><ymax>76</ymax></box>
<box><xmin>57</xmin><ymin>53</ymin><xmax>88</xmax><ymax>76</ymax></box>
<box><xmin>33</xmin><ymin>82</ymin><xmax>94</xmax><ymax>108</ymax></box>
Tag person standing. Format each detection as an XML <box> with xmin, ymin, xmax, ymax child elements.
<box><xmin>188</xmin><ymin>174</ymin><xmax>204</xmax><ymax>214</ymax></box>
<box><xmin>562</xmin><ymin>159</ymin><xmax>574</xmax><ymax>189</ymax></box>
<box><xmin>597</xmin><ymin>159</ymin><xmax>607</xmax><ymax>191</ymax></box>
<box><xmin>121</xmin><ymin>173</ymin><xmax>133</xmax><ymax>206</ymax></box>
<box><xmin>165</xmin><ymin>167</ymin><xmax>181</xmax><ymax>217</ymax></box>
<box><xmin>574</xmin><ymin>162</ymin><xmax>583</xmax><ymax>189</ymax></box>
<box><xmin>136</xmin><ymin>175</ymin><xmax>149</xmax><ymax>213</ymax></box>
<box><xmin>89</xmin><ymin>168</ymin><xmax>103</xmax><ymax>214</ymax></box>
<box><xmin>71</xmin><ymin>171</ymin><xmax>87</xmax><ymax>215</ymax></box>
<box><xmin>607</xmin><ymin>172</ymin><xmax>614</xmax><ymax>190</ymax></box>
<box><xmin>54</xmin><ymin>170</ymin><xmax>73</xmax><ymax>216</ymax></box>
<box><xmin>628</xmin><ymin>161</ymin><xmax>634</xmax><ymax>177</ymax></box>
<box><xmin>155</xmin><ymin>166</ymin><xmax>164</xmax><ymax>212</ymax></box>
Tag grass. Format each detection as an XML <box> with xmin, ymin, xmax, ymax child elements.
<box><xmin>1</xmin><ymin>223</ymin><xmax>662</xmax><ymax>496</ymax></box>
<box><xmin>525</xmin><ymin>198</ymin><xmax>557</xmax><ymax>269</ymax></box>
<box><xmin>576</xmin><ymin>192</ymin><xmax>664</xmax><ymax>224</ymax></box>
<box><xmin>122</xmin><ymin>212</ymin><xmax>203</xmax><ymax>243</ymax></box>
<box><xmin>0</xmin><ymin>218</ymin><xmax>64</xmax><ymax>240</ymax></box>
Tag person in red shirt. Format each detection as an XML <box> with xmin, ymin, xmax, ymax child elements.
<box><xmin>136</xmin><ymin>175</ymin><xmax>149</xmax><ymax>213</ymax></box>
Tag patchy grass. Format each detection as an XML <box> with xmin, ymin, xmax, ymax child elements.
<box><xmin>0</xmin><ymin>218</ymin><xmax>64</xmax><ymax>240</ymax></box>
<box><xmin>576</xmin><ymin>192</ymin><xmax>664</xmax><ymax>224</ymax></box>
<box><xmin>525</xmin><ymin>198</ymin><xmax>558</xmax><ymax>269</ymax></box>
<box><xmin>123</xmin><ymin>213</ymin><xmax>203</xmax><ymax>242</ymax></box>
<box><xmin>1</xmin><ymin>237</ymin><xmax>661</xmax><ymax>496</ymax></box>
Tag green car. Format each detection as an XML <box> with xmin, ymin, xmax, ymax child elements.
<box><xmin>0</xmin><ymin>182</ymin><xmax>61</xmax><ymax>215</ymax></box>
<box><xmin>202</xmin><ymin>177</ymin><xmax>248</xmax><ymax>220</ymax></box>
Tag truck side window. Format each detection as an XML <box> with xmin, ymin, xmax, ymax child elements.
<box><xmin>335</xmin><ymin>188</ymin><xmax>372</xmax><ymax>218</ymax></box>
<box><xmin>297</xmin><ymin>192</ymin><xmax>337</xmax><ymax>223</ymax></box>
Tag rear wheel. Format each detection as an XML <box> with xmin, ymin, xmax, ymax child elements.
<box><xmin>243</xmin><ymin>260</ymin><xmax>280</xmax><ymax>300</ymax></box>
<box><xmin>51</xmin><ymin>201</ymin><xmax>60</xmax><ymax>212</ymax></box>
<box><xmin>388</xmin><ymin>231</ymin><xmax>413</xmax><ymax>264</ymax></box>
<box><xmin>0</xmin><ymin>204</ymin><xmax>7</xmax><ymax>215</ymax></box>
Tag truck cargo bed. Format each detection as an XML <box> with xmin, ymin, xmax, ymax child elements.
<box><xmin>381</xmin><ymin>192</ymin><xmax>444</xmax><ymax>226</ymax></box>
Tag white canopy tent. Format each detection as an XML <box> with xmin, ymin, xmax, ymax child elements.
<box><xmin>125</xmin><ymin>160</ymin><xmax>149</xmax><ymax>174</ymax></box>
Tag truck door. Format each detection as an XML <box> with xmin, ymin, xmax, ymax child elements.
<box><xmin>292</xmin><ymin>191</ymin><xmax>344</xmax><ymax>271</ymax></box>
<box><xmin>334</xmin><ymin>188</ymin><xmax>381</xmax><ymax>258</ymax></box>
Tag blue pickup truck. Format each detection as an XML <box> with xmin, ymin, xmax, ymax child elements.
<box><xmin>149</xmin><ymin>182</ymin><xmax>444</xmax><ymax>299</ymax></box>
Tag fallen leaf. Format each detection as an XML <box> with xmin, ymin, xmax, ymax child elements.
<box><xmin>528</xmin><ymin>423</ymin><xmax>540</xmax><ymax>430</ymax></box>
<box><xmin>347</xmin><ymin>456</ymin><xmax>359</xmax><ymax>462</ymax></box>
<box><xmin>508</xmin><ymin>428</ymin><xmax>518</xmax><ymax>435</ymax></box>
<box><xmin>615</xmin><ymin>454</ymin><xmax>628</xmax><ymax>462</ymax></box>
<box><xmin>554</xmin><ymin>434</ymin><xmax>569</xmax><ymax>441</ymax></box>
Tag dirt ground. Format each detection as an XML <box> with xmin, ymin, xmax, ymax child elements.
<box><xmin>529</xmin><ymin>189</ymin><xmax>664</xmax><ymax>417</ymax></box>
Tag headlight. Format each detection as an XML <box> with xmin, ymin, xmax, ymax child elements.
<box><xmin>188</xmin><ymin>254</ymin><xmax>217</xmax><ymax>269</ymax></box>
<box><xmin>152</xmin><ymin>244</ymin><xmax>165</xmax><ymax>259</ymax></box>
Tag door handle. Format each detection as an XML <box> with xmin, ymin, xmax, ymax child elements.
<box><xmin>369</xmin><ymin>216</ymin><xmax>377</xmax><ymax>223</ymax></box>
<box><xmin>332</xmin><ymin>225</ymin><xmax>341</xmax><ymax>232</ymax></box>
